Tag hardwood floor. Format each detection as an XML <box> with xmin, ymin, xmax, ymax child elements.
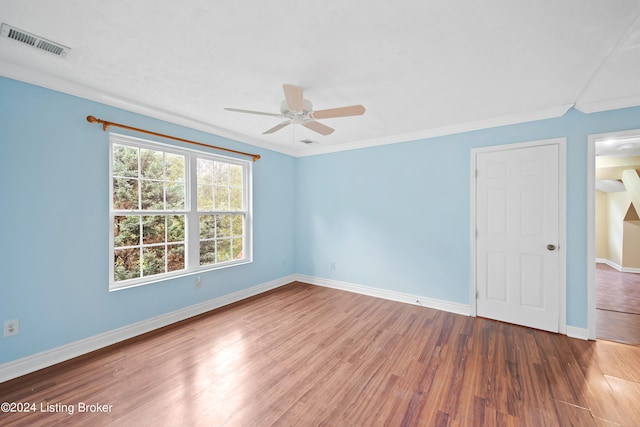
<box><xmin>597</xmin><ymin>309</ymin><xmax>640</xmax><ymax>345</ymax></box>
<box><xmin>2</xmin><ymin>282</ymin><xmax>640</xmax><ymax>426</ymax></box>
<box><xmin>596</xmin><ymin>263</ymin><xmax>640</xmax><ymax>315</ymax></box>
<box><xmin>596</xmin><ymin>263</ymin><xmax>640</xmax><ymax>345</ymax></box>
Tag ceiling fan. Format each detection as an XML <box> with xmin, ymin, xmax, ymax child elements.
<box><xmin>224</xmin><ymin>84</ymin><xmax>365</xmax><ymax>136</ymax></box>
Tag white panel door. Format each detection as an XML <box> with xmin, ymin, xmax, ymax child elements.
<box><xmin>476</xmin><ymin>143</ymin><xmax>559</xmax><ymax>332</ymax></box>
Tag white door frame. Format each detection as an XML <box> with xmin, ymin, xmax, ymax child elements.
<box><xmin>587</xmin><ymin>128</ymin><xmax>640</xmax><ymax>340</ymax></box>
<box><xmin>470</xmin><ymin>138</ymin><xmax>567</xmax><ymax>334</ymax></box>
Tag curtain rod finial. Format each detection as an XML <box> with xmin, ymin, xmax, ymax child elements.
<box><xmin>85</xmin><ymin>114</ymin><xmax>259</xmax><ymax>160</ymax></box>
<box><xmin>87</xmin><ymin>115</ymin><xmax>111</xmax><ymax>130</ymax></box>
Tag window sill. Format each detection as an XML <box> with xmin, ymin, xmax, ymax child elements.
<box><xmin>108</xmin><ymin>259</ymin><xmax>253</xmax><ymax>292</ymax></box>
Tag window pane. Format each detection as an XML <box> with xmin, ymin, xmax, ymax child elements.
<box><xmin>167</xmin><ymin>244</ymin><xmax>185</xmax><ymax>272</ymax></box>
<box><xmin>143</xmin><ymin>246</ymin><xmax>165</xmax><ymax>277</ymax></box>
<box><xmin>167</xmin><ymin>215</ymin><xmax>185</xmax><ymax>242</ymax></box>
<box><xmin>214</xmin><ymin>186</ymin><xmax>229</xmax><ymax>210</ymax></box>
<box><xmin>230</xmin><ymin>187</ymin><xmax>243</xmax><ymax>210</ymax></box>
<box><xmin>197</xmin><ymin>185</ymin><xmax>213</xmax><ymax>211</ymax></box>
<box><xmin>113</xmin><ymin>178</ymin><xmax>139</xmax><ymax>210</ymax></box>
<box><xmin>111</xmin><ymin>136</ymin><xmax>251</xmax><ymax>288</ymax></box>
<box><xmin>200</xmin><ymin>241</ymin><xmax>216</xmax><ymax>265</ymax></box>
<box><xmin>114</xmin><ymin>248</ymin><xmax>140</xmax><ymax>281</ymax></box>
<box><xmin>197</xmin><ymin>158</ymin><xmax>213</xmax><ymax>185</ymax></box>
<box><xmin>141</xmin><ymin>180</ymin><xmax>164</xmax><ymax>210</ymax></box>
<box><xmin>214</xmin><ymin>162</ymin><xmax>229</xmax><ymax>186</ymax></box>
<box><xmin>232</xmin><ymin>238</ymin><xmax>243</xmax><ymax>260</ymax></box>
<box><xmin>166</xmin><ymin>153</ymin><xmax>185</xmax><ymax>182</ymax></box>
<box><xmin>140</xmin><ymin>149</ymin><xmax>164</xmax><ymax>179</ymax></box>
<box><xmin>114</xmin><ymin>215</ymin><xmax>140</xmax><ymax>247</ymax></box>
<box><xmin>113</xmin><ymin>144</ymin><xmax>138</xmax><ymax>178</ymax></box>
<box><xmin>142</xmin><ymin>215</ymin><xmax>165</xmax><ymax>244</ymax></box>
<box><xmin>166</xmin><ymin>183</ymin><xmax>185</xmax><ymax>210</ymax></box>
<box><xmin>230</xmin><ymin>164</ymin><xmax>243</xmax><ymax>187</ymax></box>
<box><xmin>216</xmin><ymin>238</ymin><xmax>231</xmax><ymax>263</ymax></box>
<box><xmin>200</xmin><ymin>215</ymin><xmax>215</xmax><ymax>239</ymax></box>
<box><xmin>231</xmin><ymin>215</ymin><xmax>243</xmax><ymax>237</ymax></box>
<box><xmin>216</xmin><ymin>214</ymin><xmax>231</xmax><ymax>238</ymax></box>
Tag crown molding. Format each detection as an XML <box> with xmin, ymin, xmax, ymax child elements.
<box><xmin>294</xmin><ymin>104</ymin><xmax>574</xmax><ymax>157</ymax></box>
<box><xmin>0</xmin><ymin>62</ymin><xmax>296</xmax><ymax>157</ymax></box>
<box><xmin>575</xmin><ymin>94</ymin><xmax>640</xmax><ymax>114</ymax></box>
<box><xmin>2</xmin><ymin>64</ymin><xmax>575</xmax><ymax>158</ymax></box>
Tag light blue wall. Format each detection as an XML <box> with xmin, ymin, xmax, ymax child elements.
<box><xmin>0</xmin><ymin>77</ymin><xmax>296</xmax><ymax>363</ymax></box>
<box><xmin>295</xmin><ymin>106</ymin><xmax>640</xmax><ymax>329</ymax></box>
<box><xmin>2</xmin><ymin>74</ymin><xmax>639</xmax><ymax>366</ymax></box>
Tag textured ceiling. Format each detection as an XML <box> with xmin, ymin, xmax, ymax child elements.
<box><xmin>595</xmin><ymin>137</ymin><xmax>640</xmax><ymax>193</ymax></box>
<box><xmin>2</xmin><ymin>0</ymin><xmax>640</xmax><ymax>156</ymax></box>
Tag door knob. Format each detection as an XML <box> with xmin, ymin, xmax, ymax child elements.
<box><xmin>546</xmin><ymin>244</ymin><xmax>557</xmax><ymax>251</ymax></box>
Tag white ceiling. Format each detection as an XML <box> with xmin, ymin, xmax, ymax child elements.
<box><xmin>2</xmin><ymin>0</ymin><xmax>640</xmax><ymax>157</ymax></box>
<box><xmin>596</xmin><ymin>136</ymin><xmax>640</xmax><ymax>157</ymax></box>
<box><xmin>595</xmin><ymin>136</ymin><xmax>640</xmax><ymax>193</ymax></box>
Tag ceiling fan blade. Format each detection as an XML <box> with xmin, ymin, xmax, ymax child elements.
<box><xmin>283</xmin><ymin>84</ymin><xmax>304</xmax><ymax>112</ymax></box>
<box><xmin>311</xmin><ymin>105</ymin><xmax>366</xmax><ymax>119</ymax></box>
<box><xmin>225</xmin><ymin>108</ymin><xmax>283</xmax><ymax>118</ymax></box>
<box><xmin>263</xmin><ymin>121</ymin><xmax>291</xmax><ymax>134</ymax></box>
<box><xmin>303</xmin><ymin>120</ymin><xmax>335</xmax><ymax>135</ymax></box>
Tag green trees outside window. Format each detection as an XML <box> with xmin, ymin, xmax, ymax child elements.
<box><xmin>110</xmin><ymin>136</ymin><xmax>250</xmax><ymax>289</ymax></box>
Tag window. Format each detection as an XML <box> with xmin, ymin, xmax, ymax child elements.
<box><xmin>110</xmin><ymin>134</ymin><xmax>251</xmax><ymax>290</ymax></box>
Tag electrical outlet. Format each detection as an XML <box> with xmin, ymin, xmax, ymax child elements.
<box><xmin>331</xmin><ymin>261</ymin><xmax>336</xmax><ymax>270</ymax></box>
<box><xmin>195</xmin><ymin>276</ymin><xmax>202</xmax><ymax>289</ymax></box>
<box><xmin>4</xmin><ymin>319</ymin><xmax>19</xmax><ymax>337</ymax></box>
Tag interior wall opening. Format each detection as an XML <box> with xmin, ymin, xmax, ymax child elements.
<box><xmin>590</xmin><ymin>131</ymin><xmax>640</xmax><ymax>344</ymax></box>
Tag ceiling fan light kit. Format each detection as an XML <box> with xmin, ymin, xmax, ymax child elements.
<box><xmin>225</xmin><ymin>84</ymin><xmax>365</xmax><ymax>138</ymax></box>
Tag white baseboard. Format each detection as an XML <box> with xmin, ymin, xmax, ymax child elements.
<box><xmin>295</xmin><ymin>275</ymin><xmax>592</xmax><ymax>340</ymax></box>
<box><xmin>2</xmin><ymin>273</ymin><xmax>589</xmax><ymax>383</ymax></box>
<box><xmin>596</xmin><ymin>258</ymin><xmax>640</xmax><ymax>274</ymax></box>
<box><xmin>295</xmin><ymin>274</ymin><xmax>471</xmax><ymax>316</ymax></box>
<box><xmin>0</xmin><ymin>275</ymin><xmax>295</xmax><ymax>383</ymax></box>
<box><xmin>566</xmin><ymin>325</ymin><xmax>590</xmax><ymax>340</ymax></box>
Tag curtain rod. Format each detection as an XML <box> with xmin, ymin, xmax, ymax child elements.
<box><xmin>86</xmin><ymin>116</ymin><xmax>261</xmax><ymax>161</ymax></box>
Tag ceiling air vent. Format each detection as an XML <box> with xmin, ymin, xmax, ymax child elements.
<box><xmin>0</xmin><ymin>23</ymin><xmax>70</xmax><ymax>57</ymax></box>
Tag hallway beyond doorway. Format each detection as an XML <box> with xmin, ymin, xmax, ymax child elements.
<box><xmin>596</xmin><ymin>263</ymin><xmax>640</xmax><ymax>345</ymax></box>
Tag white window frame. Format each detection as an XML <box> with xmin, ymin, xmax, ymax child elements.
<box><xmin>109</xmin><ymin>133</ymin><xmax>253</xmax><ymax>291</ymax></box>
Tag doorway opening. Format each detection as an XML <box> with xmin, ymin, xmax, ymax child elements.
<box><xmin>588</xmin><ymin>130</ymin><xmax>640</xmax><ymax>344</ymax></box>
